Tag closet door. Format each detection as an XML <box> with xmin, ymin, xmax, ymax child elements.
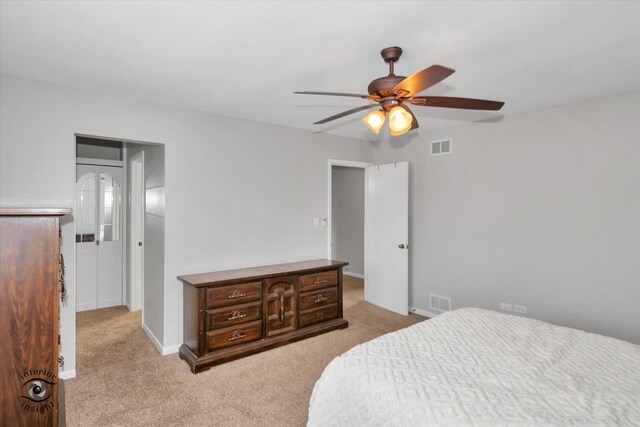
<box><xmin>76</xmin><ymin>165</ymin><xmax>99</xmax><ymax>311</ymax></box>
<box><xmin>75</xmin><ymin>164</ymin><xmax>124</xmax><ymax>311</ymax></box>
<box><xmin>96</xmin><ymin>166</ymin><xmax>123</xmax><ymax>308</ymax></box>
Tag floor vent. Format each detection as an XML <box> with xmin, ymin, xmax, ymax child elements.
<box><xmin>431</xmin><ymin>139</ymin><xmax>452</xmax><ymax>156</ymax></box>
<box><xmin>429</xmin><ymin>293</ymin><xmax>452</xmax><ymax>312</ymax></box>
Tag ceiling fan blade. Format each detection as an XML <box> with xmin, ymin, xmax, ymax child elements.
<box><xmin>295</xmin><ymin>91</ymin><xmax>379</xmax><ymax>101</ymax></box>
<box><xmin>313</xmin><ymin>104</ymin><xmax>378</xmax><ymax>125</ymax></box>
<box><xmin>400</xmin><ymin>105</ymin><xmax>419</xmax><ymax>131</ymax></box>
<box><xmin>393</xmin><ymin>65</ymin><xmax>455</xmax><ymax>97</ymax></box>
<box><xmin>410</xmin><ymin>96</ymin><xmax>504</xmax><ymax>110</ymax></box>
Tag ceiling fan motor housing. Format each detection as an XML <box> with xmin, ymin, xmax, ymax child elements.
<box><xmin>367</xmin><ymin>75</ymin><xmax>406</xmax><ymax>100</ymax></box>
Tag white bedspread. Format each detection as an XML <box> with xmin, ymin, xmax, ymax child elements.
<box><xmin>308</xmin><ymin>308</ymin><xmax>640</xmax><ymax>426</ymax></box>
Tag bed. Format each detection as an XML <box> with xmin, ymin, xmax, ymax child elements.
<box><xmin>308</xmin><ymin>308</ymin><xmax>640</xmax><ymax>426</ymax></box>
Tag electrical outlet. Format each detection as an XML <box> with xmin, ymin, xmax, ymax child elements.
<box><xmin>514</xmin><ymin>305</ymin><xmax>527</xmax><ymax>314</ymax></box>
<box><xmin>500</xmin><ymin>302</ymin><xmax>513</xmax><ymax>312</ymax></box>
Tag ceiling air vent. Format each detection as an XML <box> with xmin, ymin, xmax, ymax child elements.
<box><xmin>431</xmin><ymin>139</ymin><xmax>452</xmax><ymax>156</ymax></box>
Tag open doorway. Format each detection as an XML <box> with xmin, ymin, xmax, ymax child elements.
<box><xmin>74</xmin><ymin>135</ymin><xmax>165</xmax><ymax>375</ymax></box>
<box><xmin>328</xmin><ymin>159</ymin><xmax>410</xmax><ymax>316</ymax></box>
<box><xmin>328</xmin><ymin>160</ymin><xmax>370</xmax><ymax>306</ymax></box>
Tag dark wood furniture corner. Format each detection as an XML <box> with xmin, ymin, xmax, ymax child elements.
<box><xmin>0</xmin><ymin>208</ymin><xmax>70</xmax><ymax>427</ymax></box>
<box><xmin>178</xmin><ymin>259</ymin><xmax>349</xmax><ymax>373</ymax></box>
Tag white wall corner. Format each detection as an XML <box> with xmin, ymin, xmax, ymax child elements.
<box><xmin>143</xmin><ymin>323</ymin><xmax>164</xmax><ymax>354</ymax></box>
<box><xmin>161</xmin><ymin>344</ymin><xmax>181</xmax><ymax>356</ymax></box>
<box><xmin>58</xmin><ymin>369</ymin><xmax>77</xmax><ymax>380</ymax></box>
<box><xmin>409</xmin><ymin>306</ymin><xmax>440</xmax><ymax>319</ymax></box>
<box><xmin>343</xmin><ymin>271</ymin><xmax>365</xmax><ymax>280</ymax></box>
<box><xmin>143</xmin><ymin>322</ymin><xmax>181</xmax><ymax>356</ymax></box>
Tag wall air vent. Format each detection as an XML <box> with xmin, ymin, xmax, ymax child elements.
<box><xmin>429</xmin><ymin>293</ymin><xmax>452</xmax><ymax>312</ymax></box>
<box><xmin>431</xmin><ymin>139</ymin><xmax>452</xmax><ymax>156</ymax></box>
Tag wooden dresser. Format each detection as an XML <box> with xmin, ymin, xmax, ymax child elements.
<box><xmin>0</xmin><ymin>208</ymin><xmax>70</xmax><ymax>426</ymax></box>
<box><xmin>178</xmin><ymin>259</ymin><xmax>349</xmax><ymax>373</ymax></box>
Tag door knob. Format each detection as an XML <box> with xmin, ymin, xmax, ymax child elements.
<box><xmin>398</xmin><ymin>244</ymin><xmax>405</xmax><ymax>249</ymax></box>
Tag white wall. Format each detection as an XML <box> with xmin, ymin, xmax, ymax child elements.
<box><xmin>0</xmin><ymin>74</ymin><xmax>374</xmax><ymax>375</ymax></box>
<box><xmin>143</xmin><ymin>144</ymin><xmax>165</xmax><ymax>343</ymax></box>
<box><xmin>373</xmin><ymin>91</ymin><xmax>640</xmax><ymax>344</ymax></box>
<box><xmin>331</xmin><ymin>166</ymin><xmax>365</xmax><ymax>276</ymax></box>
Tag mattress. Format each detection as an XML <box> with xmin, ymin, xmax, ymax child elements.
<box><xmin>308</xmin><ymin>308</ymin><xmax>640</xmax><ymax>426</ymax></box>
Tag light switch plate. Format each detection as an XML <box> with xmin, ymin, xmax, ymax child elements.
<box><xmin>313</xmin><ymin>217</ymin><xmax>319</xmax><ymax>227</ymax></box>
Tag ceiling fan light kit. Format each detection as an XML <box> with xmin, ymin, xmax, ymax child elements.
<box><xmin>362</xmin><ymin>109</ymin><xmax>386</xmax><ymax>134</ymax></box>
<box><xmin>388</xmin><ymin>106</ymin><xmax>413</xmax><ymax>136</ymax></box>
<box><xmin>295</xmin><ymin>46</ymin><xmax>505</xmax><ymax>137</ymax></box>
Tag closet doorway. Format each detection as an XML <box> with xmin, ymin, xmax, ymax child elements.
<box><xmin>74</xmin><ymin>134</ymin><xmax>165</xmax><ymax>376</ymax></box>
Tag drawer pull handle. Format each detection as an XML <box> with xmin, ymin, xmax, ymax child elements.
<box><xmin>313</xmin><ymin>278</ymin><xmax>328</xmax><ymax>285</ymax></box>
<box><xmin>227</xmin><ymin>290</ymin><xmax>247</xmax><ymax>299</ymax></box>
<box><xmin>279</xmin><ymin>293</ymin><xmax>285</xmax><ymax>322</ymax></box>
<box><xmin>228</xmin><ymin>331</ymin><xmax>246</xmax><ymax>341</ymax></box>
<box><xmin>315</xmin><ymin>294</ymin><xmax>328</xmax><ymax>303</ymax></box>
<box><xmin>228</xmin><ymin>311</ymin><xmax>247</xmax><ymax>321</ymax></box>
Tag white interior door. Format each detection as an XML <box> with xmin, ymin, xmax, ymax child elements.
<box><xmin>365</xmin><ymin>162</ymin><xmax>409</xmax><ymax>315</ymax></box>
<box><xmin>76</xmin><ymin>165</ymin><xmax>99</xmax><ymax>311</ymax></box>
<box><xmin>97</xmin><ymin>165</ymin><xmax>123</xmax><ymax>308</ymax></box>
<box><xmin>75</xmin><ymin>163</ymin><xmax>123</xmax><ymax>312</ymax></box>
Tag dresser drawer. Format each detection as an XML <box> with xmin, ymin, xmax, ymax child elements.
<box><xmin>299</xmin><ymin>269</ymin><xmax>339</xmax><ymax>292</ymax></box>
<box><xmin>206</xmin><ymin>301</ymin><xmax>261</xmax><ymax>331</ymax></box>
<box><xmin>206</xmin><ymin>282</ymin><xmax>262</xmax><ymax>309</ymax></box>
<box><xmin>206</xmin><ymin>320</ymin><xmax>262</xmax><ymax>352</ymax></box>
<box><xmin>299</xmin><ymin>303</ymin><xmax>338</xmax><ymax>328</ymax></box>
<box><xmin>299</xmin><ymin>286</ymin><xmax>338</xmax><ymax>311</ymax></box>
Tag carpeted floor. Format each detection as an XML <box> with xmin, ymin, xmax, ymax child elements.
<box><xmin>66</xmin><ymin>276</ymin><xmax>425</xmax><ymax>426</ymax></box>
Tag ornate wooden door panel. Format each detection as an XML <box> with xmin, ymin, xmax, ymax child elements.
<box><xmin>264</xmin><ymin>275</ymin><xmax>297</xmax><ymax>338</ymax></box>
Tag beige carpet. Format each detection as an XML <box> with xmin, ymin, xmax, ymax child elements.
<box><xmin>66</xmin><ymin>277</ymin><xmax>425</xmax><ymax>426</ymax></box>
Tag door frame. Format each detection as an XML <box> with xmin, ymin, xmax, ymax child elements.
<box><xmin>326</xmin><ymin>159</ymin><xmax>372</xmax><ymax>272</ymax></box>
<box><xmin>129</xmin><ymin>151</ymin><xmax>145</xmax><ymax>315</ymax></box>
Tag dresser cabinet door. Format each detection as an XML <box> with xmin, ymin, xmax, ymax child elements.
<box><xmin>264</xmin><ymin>276</ymin><xmax>297</xmax><ymax>337</ymax></box>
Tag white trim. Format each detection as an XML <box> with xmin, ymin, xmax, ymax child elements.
<box><xmin>344</xmin><ymin>271</ymin><xmax>365</xmax><ymax>279</ymax></box>
<box><xmin>76</xmin><ymin>302</ymin><xmax>97</xmax><ymax>312</ymax></box>
<box><xmin>58</xmin><ymin>369</ymin><xmax>77</xmax><ymax>380</ymax></box>
<box><xmin>327</xmin><ymin>159</ymin><xmax>372</xmax><ymax>261</ymax></box>
<box><xmin>143</xmin><ymin>323</ymin><xmax>180</xmax><ymax>355</ymax></box>
<box><xmin>409</xmin><ymin>306</ymin><xmax>440</xmax><ymax>318</ymax></box>
<box><xmin>143</xmin><ymin>323</ymin><xmax>163</xmax><ymax>354</ymax></box>
<box><xmin>76</xmin><ymin>157</ymin><xmax>124</xmax><ymax>167</ymax></box>
<box><xmin>162</xmin><ymin>344</ymin><xmax>181</xmax><ymax>355</ymax></box>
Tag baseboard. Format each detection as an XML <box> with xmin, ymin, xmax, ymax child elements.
<box><xmin>409</xmin><ymin>306</ymin><xmax>440</xmax><ymax>318</ymax></box>
<box><xmin>143</xmin><ymin>323</ymin><xmax>164</xmax><ymax>354</ymax></box>
<box><xmin>142</xmin><ymin>323</ymin><xmax>181</xmax><ymax>355</ymax></box>
<box><xmin>97</xmin><ymin>298</ymin><xmax>123</xmax><ymax>309</ymax></box>
<box><xmin>343</xmin><ymin>271</ymin><xmax>365</xmax><ymax>279</ymax></box>
<box><xmin>76</xmin><ymin>302</ymin><xmax>97</xmax><ymax>312</ymax></box>
<box><xmin>59</xmin><ymin>369</ymin><xmax>76</xmax><ymax>380</ymax></box>
<box><xmin>162</xmin><ymin>344</ymin><xmax>181</xmax><ymax>355</ymax></box>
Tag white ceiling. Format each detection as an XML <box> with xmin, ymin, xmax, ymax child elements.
<box><xmin>1</xmin><ymin>1</ymin><xmax>639</xmax><ymax>141</ymax></box>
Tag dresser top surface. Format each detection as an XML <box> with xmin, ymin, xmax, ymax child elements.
<box><xmin>0</xmin><ymin>207</ymin><xmax>71</xmax><ymax>216</ymax></box>
<box><xmin>178</xmin><ymin>259</ymin><xmax>348</xmax><ymax>287</ymax></box>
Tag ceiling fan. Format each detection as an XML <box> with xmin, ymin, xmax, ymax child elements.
<box><xmin>294</xmin><ymin>46</ymin><xmax>504</xmax><ymax>136</ymax></box>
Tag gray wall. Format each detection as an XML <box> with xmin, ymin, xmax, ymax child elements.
<box><xmin>331</xmin><ymin>166</ymin><xmax>365</xmax><ymax>276</ymax></box>
<box><xmin>0</xmin><ymin>73</ymin><xmax>374</xmax><ymax>375</ymax></box>
<box><xmin>373</xmin><ymin>90</ymin><xmax>640</xmax><ymax>344</ymax></box>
